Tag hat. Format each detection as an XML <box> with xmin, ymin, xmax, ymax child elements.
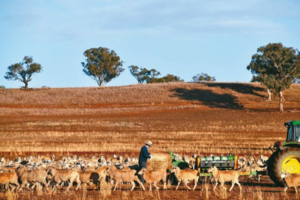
<box><xmin>145</xmin><ymin>140</ymin><xmax>152</xmax><ymax>147</ymax></box>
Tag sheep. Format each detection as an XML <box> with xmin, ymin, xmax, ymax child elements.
<box><xmin>107</xmin><ymin>166</ymin><xmax>145</xmax><ymax>191</ymax></box>
<box><xmin>257</xmin><ymin>155</ymin><xmax>268</xmax><ymax>166</ymax></box>
<box><xmin>171</xmin><ymin>167</ymin><xmax>199</xmax><ymax>190</ymax></box>
<box><xmin>79</xmin><ymin>171</ymin><xmax>99</xmax><ymax>190</ymax></box>
<box><xmin>47</xmin><ymin>168</ymin><xmax>81</xmax><ymax>191</ymax></box>
<box><xmin>281</xmin><ymin>173</ymin><xmax>300</xmax><ymax>192</ymax></box>
<box><xmin>0</xmin><ymin>171</ymin><xmax>20</xmax><ymax>192</ymax></box>
<box><xmin>16</xmin><ymin>165</ymin><xmax>49</xmax><ymax>192</ymax></box>
<box><xmin>208</xmin><ymin>166</ymin><xmax>241</xmax><ymax>192</ymax></box>
<box><xmin>138</xmin><ymin>168</ymin><xmax>167</xmax><ymax>191</ymax></box>
<box><xmin>237</xmin><ymin>157</ymin><xmax>246</xmax><ymax>170</ymax></box>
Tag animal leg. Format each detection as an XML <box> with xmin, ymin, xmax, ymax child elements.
<box><xmin>25</xmin><ymin>183</ymin><xmax>31</xmax><ymax>190</ymax></box>
<box><xmin>163</xmin><ymin>181</ymin><xmax>167</xmax><ymax>190</ymax></box>
<box><xmin>113</xmin><ymin>181</ymin><xmax>119</xmax><ymax>191</ymax></box>
<box><xmin>9</xmin><ymin>184</ymin><xmax>15</xmax><ymax>191</ymax></box>
<box><xmin>54</xmin><ymin>180</ymin><xmax>62</xmax><ymax>191</ymax></box>
<box><xmin>229</xmin><ymin>183</ymin><xmax>235</xmax><ymax>191</ymax></box>
<box><xmin>14</xmin><ymin>182</ymin><xmax>20</xmax><ymax>192</ymax></box>
<box><xmin>149</xmin><ymin>183</ymin><xmax>152</xmax><ymax>191</ymax></box>
<box><xmin>41</xmin><ymin>179</ymin><xmax>49</xmax><ymax>191</ymax></box>
<box><xmin>184</xmin><ymin>181</ymin><xmax>191</xmax><ymax>190</ymax></box>
<box><xmin>176</xmin><ymin>181</ymin><xmax>181</xmax><ymax>190</ymax></box>
<box><xmin>18</xmin><ymin>182</ymin><xmax>27</xmax><ymax>192</ymax></box>
<box><xmin>30</xmin><ymin>183</ymin><xmax>36</xmax><ymax>190</ymax></box>
<box><xmin>284</xmin><ymin>187</ymin><xmax>288</xmax><ymax>192</ymax></box>
<box><xmin>131</xmin><ymin>181</ymin><xmax>136</xmax><ymax>191</ymax></box>
<box><xmin>221</xmin><ymin>182</ymin><xmax>227</xmax><ymax>190</ymax></box>
<box><xmin>213</xmin><ymin>182</ymin><xmax>218</xmax><ymax>190</ymax></box>
<box><xmin>66</xmin><ymin>179</ymin><xmax>74</xmax><ymax>191</ymax></box>
<box><xmin>193</xmin><ymin>177</ymin><xmax>199</xmax><ymax>190</ymax></box>
<box><xmin>295</xmin><ymin>187</ymin><xmax>298</xmax><ymax>193</ymax></box>
<box><xmin>153</xmin><ymin>182</ymin><xmax>160</xmax><ymax>190</ymax></box>
<box><xmin>236</xmin><ymin>182</ymin><xmax>242</xmax><ymax>192</ymax></box>
<box><xmin>75</xmin><ymin>177</ymin><xmax>81</xmax><ymax>190</ymax></box>
<box><xmin>134</xmin><ymin>176</ymin><xmax>145</xmax><ymax>190</ymax></box>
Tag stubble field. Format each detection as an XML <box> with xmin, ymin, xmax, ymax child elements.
<box><xmin>0</xmin><ymin>82</ymin><xmax>300</xmax><ymax>199</ymax></box>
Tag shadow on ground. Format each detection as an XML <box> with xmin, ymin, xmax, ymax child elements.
<box><xmin>171</xmin><ymin>88</ymin><xmax>243</xmax><ymax>109</ymax></box>
<box><xmin>202</xmin><ymin>82</ymin><xmax>266</xmax><ymax>98</ymax></box>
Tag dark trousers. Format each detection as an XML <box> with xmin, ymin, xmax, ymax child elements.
<box><xmin>138</xmin><ymin>161</ymin><xmax>147</xmax><ymax>184</ymax></box>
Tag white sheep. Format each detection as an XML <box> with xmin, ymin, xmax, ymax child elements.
<box><xmin>281</xmin><ymin>173</ymin><xmax>300</xmax><ymax>192</ymax></box>
<box><xmin>138</xmin><ymin>168</ymin><xmax>167</xmax><ymax>190</ymax></box>
<box><xmin>171</xmin><ymin>167</ymin><xmax>199</xmax><ymax>190</ymax></box>
<box><xmin>208</xmin><ymin>166</ymin><xmax>241</xmax><ymax>192</ymax></box>
<box><xmin>107</xmin><ymin>166</ymin><xmax>145</xmax><ymax>191</ymax></box>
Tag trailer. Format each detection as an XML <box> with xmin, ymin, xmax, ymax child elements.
<box><xmin>170</xmin><ymin>151</ymin><xmax>266</xmax><ymax>178</ymax></box>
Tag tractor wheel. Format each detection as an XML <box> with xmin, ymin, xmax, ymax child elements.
<box><xmin>268</xmin><ymin>148</ymin><xmax>300</xmax><ymax>186</ymax></box>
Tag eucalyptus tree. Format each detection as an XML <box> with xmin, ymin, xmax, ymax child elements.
<box><xmin>192</xmin><ymin>73</ymin><xmax>216</xmax><ymax>82</ymax></box>
<box><xmin>247</xmin><ymin>43</ymin><xmax>300</xmax><ymax>112</ymax></box>
<box><xmin>82</xmin><ymin>47</ymin><xmax>124</xmax><ymax>86</ymax></box>
<box><xmin>4</xmin><ymin>56</ymin><xmax>42</xmax><ymax>89</ymax></box>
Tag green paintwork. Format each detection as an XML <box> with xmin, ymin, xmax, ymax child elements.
<box><xmin>285</xmin><ymin>121</ymin><xmax>300</xmax><ymax>126</ymax></box>
<box><xmin>201</xmin><ymin>155</ymin><xmax>235</xmax><ymax>161</ymax></box>
<box><xmin>282</xmin><ymin>142</ymin><xmax>300</xmax><ymax>147</ymax></box>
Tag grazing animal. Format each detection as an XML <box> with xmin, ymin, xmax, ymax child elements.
<box><xmin>16</xmin><ymin>165</ymin><xmax>48</xmax><ymax>192</ymax></box>
<box><xmin>208</xmin><ymin>166</ymin><xmax>241</xmax><ymax>192</ymax></box>
<box><xmin>0</xmin><ymin>171</ymin><xmax>20</xmax><ymax>191</ymax></box>
<box><xmin>107</xmin><ymin>166</ymin><xmax>145</xmax><ymax>191</ymax></box>
<box><xmin>138</xmin><ymin>168</ymin><xmax>167</xmax><ymax>191</ymax></box>
<box><xmin>171</xmin><ymin>167</ymin><xmax>199</xmax><ymax>190</ymax></box>
<box><xmin>281</xmin><ymin>173</ymin><xmax>300</xmax><ymax>193</ymax></box>
<box><xmin>47</xmin><ymin>168</ymin><xmax>81</xmax><ymax>191</ymax></box>
<box><xmin>79</xmin><ymin>171</ymin><xmax>99</xmax><ymax>190</ymax></box>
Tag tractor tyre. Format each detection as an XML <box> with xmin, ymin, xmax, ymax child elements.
<box><xmin>267</xmin><ymin>148</ymin><xmax>300</xmax><ymax>186</ymax></box>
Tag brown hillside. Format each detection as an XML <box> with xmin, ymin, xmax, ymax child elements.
<box><xmin>0</xmin><ymin>82</ymin><xmax>300</xmax><ymax>158</ymax></box>
<box><xmin>0</xmin><ymin>82</ymin><xmax>299</xmax><ymax>111</ymax></box>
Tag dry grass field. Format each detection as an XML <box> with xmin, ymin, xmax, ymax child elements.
<box><xmin>0</xmin><ymin>82</ymin><xmax>300</xmax><ymax>199</ymax></box>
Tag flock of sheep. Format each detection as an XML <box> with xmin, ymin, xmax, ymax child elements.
<box><xmin>0</xmin><ymin>153</ymin><xmax>299</xmax><ymax>193</ymax></box>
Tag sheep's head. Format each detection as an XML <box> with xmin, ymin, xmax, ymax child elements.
<box><xmin>47</xmin><ymin>168</ymin><xmax>56</xmax><ymax>176</ymax></box>
<box><xmin>170</xmin><ymin>166</ymin><xmax>179</xmax><ymax>173</ymax></box>
<box><xmin>16</xmin><ymin>165</ymin><xmax>26</xmax><ymax>175</ymax></box>
<box><xmin>281</xmin><ymin>172</ymin><xmax>288</xmax><ymax>179</ymax></box>
<box><xmin>138</xmin><ymin>168</ymin><xmax>146</xmax><ymax>175</ymax></box>
<box><xmin>207</xmin><ymin>166</ymin><xmax>217</xmax><ymax>173</ymax></box>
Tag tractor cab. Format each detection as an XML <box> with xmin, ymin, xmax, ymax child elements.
<box><xmin>285</xmin><ymin>121</ymin><xmax>300</xmax><ymax>143</ymax></box>
<box><xmin>272</xmin><ymin>121</ymin><xmax>300</xmax><ymax>150</ymax></box>
<box><xmin>268</xmin><ymin>120</ymin><xmax>300</xmax><ymax>186</ymax></box>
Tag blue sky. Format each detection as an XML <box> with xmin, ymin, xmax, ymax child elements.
<box><xmin>0</xmin><ymin>0</ymin><xmax>299</xmax><ymax>88</ymax></box>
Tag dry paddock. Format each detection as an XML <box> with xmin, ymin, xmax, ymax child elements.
<box><xmin>0</xmin><ymin>176</ymin><xmax>297</xmax><ymax>200</ymax></box>
<box><xmin>1</xmin><ymin>83</ymin><xmax>300</xmax><ymax>199</ymax></box>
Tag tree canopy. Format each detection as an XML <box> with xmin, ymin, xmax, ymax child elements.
<box><xmin>247</xmin><ymin>43</ymin><xmax>300</xmax><ymax>112</ymax></box>
<box><xmin>4</xmin><ymin>56</ymin><xmax>42</xmax><ymax>89</ymax></box>
<box><xmin>156</xmin><ymin>74</ymin><xmax>183</xmax><ymax>83</ymax></box>
<box><xmin>129</xmin><ymin>65</ymin><xmax>183</xmax><ymax>83</ymax></box>
<box><xmin>192</xmin><ymin>73</ymin><xmax>216</xmax><ymax>82</ymax></box>
<box><xmin>82</xmin><ymin>47</ymin><xmax>124</xmax><ymax>86</ymax></box>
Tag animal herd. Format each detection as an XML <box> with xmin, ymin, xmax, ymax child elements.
<box><xmin>0</xmin><ymin>153</ymin><xmax>299</xmax><ymax>193</ymax></box>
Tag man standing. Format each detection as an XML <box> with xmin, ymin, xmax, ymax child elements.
<box><xmin>138</xmin><ymin>140</ymin><xmax>152</xmax><ymax>183</ymax></box>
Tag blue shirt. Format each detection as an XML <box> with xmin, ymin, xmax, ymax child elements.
<box><xmin>139</xmin><ymin>145</ymin><xmax>151</xmax><ymax>162</ymax></box>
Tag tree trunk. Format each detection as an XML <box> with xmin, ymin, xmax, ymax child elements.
<box><xmin>267</xmin><ymin>88</ymin><xmax>272</xmax><ymax>101</ymax></box>
<box><xmin>24</xmin><ymin>82</ymin><xmax>28</xmax><ymax>89</ymax></box>
<box><xmin>279</xmin><ymin>91</ymin><xmax>284</xmax><ymax>113</ymax></box>
<box><xmin>99</xmin><ymin>80</ymin><xmax>104</xmax><ymax>87</ymax></box>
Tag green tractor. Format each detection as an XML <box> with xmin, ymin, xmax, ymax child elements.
<box><xmin>268</xmin><ymin>121</ymin><xmax>300</xmax><ymax>185</ymax></box>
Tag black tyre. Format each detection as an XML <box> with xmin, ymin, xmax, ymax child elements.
<box><xmin>268</xmin><ymin>148</ymin><xmax>300</xmax><ymax>186</ymax></box>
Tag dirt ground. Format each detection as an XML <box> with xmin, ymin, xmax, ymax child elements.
<box><xmin>0</xmin><ymin>83</ymin><xmax>300</xmax><ymax>199</ymax></box>
<box><xmin>0</xmin><ymin>176</ymin><xmax>297</xmax><ymax>200</ymax></box>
